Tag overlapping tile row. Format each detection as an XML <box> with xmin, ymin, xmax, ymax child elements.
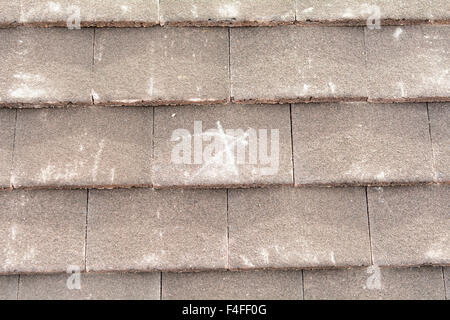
<box><xmin>0</xmin><ymin>185</ymin><xmax>448</xmax><ymax>274</ymax></box>
<box><xmin>1</xmin><ymin>1</ymin><xmax>449</xmax><ymax>27</ymax></box>
<box><xmin>0</xmin><ymin>26</ymin><xmax>449</xmax><ymax>108</ymax></box>
<box><xmin>0</xmin><ymin>103</ymin><xmax>448</xmax><ymax>189</ymax></box>
<box><xmin>1</xmin><ymin>267</ymin><xmax>448</xmax><ymax>300</ymax></box>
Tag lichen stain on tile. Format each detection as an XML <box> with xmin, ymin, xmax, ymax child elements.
<box><xmin>40</xmin><ymin>162</ymin><xmax>82</xmax><ymax>183</ymax></box>
<box><xmin>217</xmin><ymin>2</ymin><xmax>240</xmax><ymax>19</ymax></box>
<box><xmin>8</xmin><ymin>73</ymin><xmax>48</xmax><ymax>100</ymax></box>
<box><xmin>92</xmin><ymin>139</ymin><xmax>105</xmax><ymax>182</ymax></box>
<box><xmin>393</xmin><ymin>27</ymin><xmax>404</xmax><ymax>40</ymax></box>
<box><xmin>240</xmin><ymin>255</ymin><xmax>255</xmax><ymax>267</ymax></box>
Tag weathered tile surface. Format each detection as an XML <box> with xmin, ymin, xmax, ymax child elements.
<box><xmin>87</xmin><ymin>188</ymin><xmax>227</xmax><ymax>272</ymax></box>
<box><xmin>20</xmin><ymin>0</ymin><xmax>159</xmax><ymax>26</ymax></box>
<box><xmin>93</xmin><ymin>28</ymin><xmax>229</xmax><ymax>106</ymax></box>
<box><xmin>292</xmin><ymin>103</ymin><xmax>434</xmax><ymax>185</ymax></box>
<box><xmin>153</xmin><ymin>104</ymin><xmax>293</xmax><ymax>188</ymax></box>
<box><xmin>304</xmin><ymin>267</ymin><xmax>446</xmax><ymax>300</ymax></box>
<box><xmin>296</xmin><ymin>0</ymin><xmax>450</xmax><ymax>24</ymax></box>
<box><xmin>0</xmin><ymin>275</ymin><xmax>18</xmax><ymax>300</ymax></box>
<box><xmin>160</xmin><ymin>0</ymin><xmax>295</xmax><ymax>25</ymax></box>
<box><xmin>163</xmin><ymin>270</ymin><xmax>302</xmax><ymax>300</ymax></box>
<box><xmin>0</xmin><ymin>28</ymin><xmax>93</xmax><ymax>106</ymax></box>
<box><xmin>228</xmin><ymin>187</ymin><xmax>370</xmax><ymax>269</ymax></box>
<box><xmin>0</xmin><ymin>189</ymin><xmax>86</xmax><ymax>274</ymax></box>
<box><xmin>368</xmin><ymin>185</ymin><xmax>450</xmax><ymax>266</ymax></box>
<box><xmin>0</xmin><ymin>0</ymin><xmax>20</xmax><ymax>26</ymax></box>
<box><xmin>19</xmin><ymin>272</ymin><xmax>160</xmax><ymax>300</ymax></box>
<box><xmin>231</xmin><ymin>26</ymin><xmax>366</xmax><ymax>103</ymax></box>
<box><xmin>0</xmin><ymin>110</ymin><xmax>15</xmax><ymax>189</ymax></box>
<box><xmin>12</xmin><ymin>107</ymin><xmax>153</xmax><ymax>188</ymax></box>
<box><xmin>445</xmin><ymin>267</ymin><xmax>449</xmax><ymax>299</ymax></box>
<box><xmin>366</xmin><ymin>26</ymin><xmax>450</xmax><ymax>102</ymax></box>
<box><xmin>429</xmin><ymin>103</ymin><xmax>450</xmax><ymax>182</ymax></box>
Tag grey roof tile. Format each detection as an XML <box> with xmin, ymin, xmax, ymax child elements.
<box><xmin>20</xmin><ymin>0</ymin><xmax>159</xmax><ymax>27</ymax></box>
<box><xmin>19</xmin><ymin>272</ymin><xmax>160</xmax><ymax>300</ymax></box>
<box><xmin>0</xmin><ymin>0</ymin><xmax>20</xmax><ymax>26</ymax></box>
<box><xmin>429</xmin><ymin>103</ymin><xmax>450</xmax><ymax>182</ymax></box>
<box><xmin>0</xmin><ymin>28</ymin><xmax>93</xmax><ymax>107</ymax></box>
<box><xmin>304</xmin><ymin>266</ymin><xmax>446</xmax><ymax>300</ymax></box>
<box><xmin>296</xmin><ymin>0</ymin><xmax>450</xmax><ymax>25</ymax></box>
<box><xmin>153</xmin><ymin>104</ymin><xmax>293</xmax><ymax>188</ymax></box>
<box><xmin>93</xmin><ymin>27</ymin><xmax>229</xmax><ymax>106</ymax></box>
<box><xmin>292</xmin><ymin>102</ymin><xmax>434</xmax><ymax>186</ymax></box>
<box><xmin>228</xmin><ymin>186</ymin><xmax>371</xmax><ymax>269</ymax></box>
<box><xmin>87</xmin><ymin>188</ymin><xmax>227</xmax><ymax>272</ymax></box>
<box><xmin>445</xmin><ymin>267</ymin><xmax>449</xmax><ymax>299</ymax></box>
<box><xmin>230</xmin><ymin>26</ymin><xmax>367</xmax><ymax>103</ymax></box>
<box><xmin>12</xmin><ymin>107</ymin><xmax>153</xmax><ymax>188</ymax></box>
<box><xmin>160</xmin><ymin>0</ymin><xmax>295</xmax><ymax>26</ymax></box>
<box><xmin>0</xmin><ymin>189</ymin><xmax>86</xmax><ymax>274</ymax></box>
<box><xmin>368</xmin><ymin>185</ymin><xmax>450</xmax><ymax>266</ymax></box>
<box><xmin>0</xmin><ymin>109</ymin><xmax>15</xmax><ymax>189</ymax></box>
<box><xmin>366</xmin><ymin>25</ymin><xmax>450</xmax><ymax>102</ymax></box>
<box><xmin>0</xmin><ymin>275</ymin><xmax>18</xmax><ymax>300</ymax></box>
<box><xmin>162</xmin><ymin>270</ymin><xmax>302</xmax><ymax>300</ymax></box>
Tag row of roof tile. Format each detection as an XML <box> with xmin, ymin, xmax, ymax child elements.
<box><xmin>0</xmin><ymin>185</ymin><xmax>448</xmax><ymax>274</ymax></box>
<box><xmin>1</xmin><ymin>103</ymin><xmax>448</xmax><ymax>189</ymax></box>
<box><xmin>1</xmin><ymin>267</ymin><xmax>448</xmax><ymax>300</ymax></box>
<box><xmin>1</xmin><ymin>1</ymin><xmax>449</xmax><ymax>27</ymax></box>
<box><xmin>0</xmin><ymin>26</ymin><xmax>449</xmax><ymax>107</ymax></box>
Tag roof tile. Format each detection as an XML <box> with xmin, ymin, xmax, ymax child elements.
<box><xmin>12</xmin><ymin>107</ymin><xmax>153</xmax><ymax>188</ymax></box>
<box><xmin>160</xmin><ymin>0</ymin><xmax>295</xmax><ymax>26</ymax></box>
<box><xmin>0</xmin><ymin>109</ymin><xmax>15</xmax><ymax>189</ymax></box>
<box><xmin>87</xmin><ymin>188</ymin><xmax>227</xmax><ymax>272</ymax></box>
<box><xmin>163</xmin><ymin>270</ymin><xmax>302</xmax><ymax>300</ymax></box>
<box><xmin>304</xmin><ymin>266</ymin><xmax>446</xmax><ymax>300</ymax></box>
<box><xmin>0</xmin><ymin>189</ymin><xmax>86</xmax><ymax>274</ymax></box>
<box><xmin>366</xmin><ymin>25</ymin><xmax>450</xmax><ymax>102</ymax></box>
<box><xmin>19</xmin><ymin>272</ymin><xmax>160</xmax><ymax>300</ymax></box>
<box><xmin>153</xmin><ymin>104</ymin><xmax>293</xmax><ymax>188</ymax></box>
<box><xmin>0</xmin><ymin>28</ymin><xmax>93</xmax><ymax>107</ymax></box>
<box><xmin>19</xmin><ymin>0</ymin><xmax>159</xmax><ymax>27</ymax></box>
<box><xmin>93</xmin><ymin>27</ymin><xmax>229</xmax><ymax>106</ymax></box>
<box><xmin>368</xmin><ymin>185</ymin><xmax>450</xmax><ymax>266</ymax></box>
<box><xmin>231</xmin><ymin>26</ymin><xmax>367</xmax><ymax>103</ymax></box>
<box><xmin>296</xmin><ymin>0</ymin><xmax>450</xmax><ymax>25</ymax></box>
<box><xmin>0</xmin><ymin>275</ymin><xmax>18</xmax><ymax>300</ymax></box>
<box><xmin>429</xmin><ymin>103</ymin><xmax>450</xmax><ymax>182</ymax></box>
<box><xmin>228</xmin><ymin>186</ymin><xmax>371</xmax><ymax>269</ymax></box>
<box><xmin>292</xmin><ymin>102</ymin><xmax>434</xmax><ymax>186</ymax></box>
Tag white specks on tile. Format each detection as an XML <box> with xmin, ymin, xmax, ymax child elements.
<box><xmin>40</xmin><ymin>163</ymin><xmax>80</xmax><ymax>183</ymax></box>
<box><xmin>260</xmin><ymin>248</ymin><xmax>270</xmax><ymax>264</ymax></box>
<box><xmin>393</xmin><ymin>27</ymin><xmax>403</xmax><ymax>39</ymax></box>
<box><xmin>330</xmin><ymin>251</ymin><xmax>336</xmax><ymax>265</ymax></box>
<box><xmin>120</xmin><ymin>5</ymin><xmax>129</xmax><ymax>14</ymax></box>
<box><xmin>365</xmin><ymin>265</ymin><xmax>383</xmax><ymax>290</ymax></box>
<box><xmin>375</xmin><ymin>171</ymin><xmax>385</xmax><ymax>181</ymax></box>
<box><xmin>240</xmin><ymin>255</ymin><xmax>255</xmax><ymax>268</ymax></box>
<box><xmin>397</xmin><ymin>82</ymin><xmax>406</xmax><ymax>97</ymax></box>
<box><xmin>92</xmin><ymin>139</ymin><xmax>105</xmax><ymax>182</ymax></box>
<box><xmin>171</xmin><ymin>113</ymin><xmax>176</xmax><ymax>118</ymax></box>
<box><xmin>9</xmin><ymin>73</ymin><xmax>47</xmax><ymax>100</ymax></box>
<box><xmin>342</xmin><ymin>8</ymin><xmax>354</xmax><ymax>18</ymax></box>
<box><xmin>218</xmin><ymin>3</ymin><xmax>239</xmax><ymax>18</ymax></box>
<box><xmin>301</xmin><ymin>7</ymin><xmax>314</xmax><ymax>14</ymax></box>
<box><xmin>48</xmin><ymin>1</ymin><xmax>61</xmax><ymax>13</ymax></box>
<box><xmin>191</xmin><ymin>4</ymin><xmax>198</xmax><ymax>18</ymax></box>
<box><xmin>148</xmin><ymin>77</ymin><xmax>154</xmax><ymax>97</ymax></box>
<box><xmin>110</xmin><ymin>168</ymin><xmax>115</xmax><ymax>183</ymax></box>
<box><xmin>91</xmin><ymin>89</ymin><xmax>99</xmax><ymax>101</ymax></box>
<box><xmin>328</xmin><ymin>82</ymin><xmax>336</xmax><ymax>94</ymax></box>
<box><xmin>10</xmin><ymin>225</ymin><xmax>17</xmax><ymax>241</ymax></box>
